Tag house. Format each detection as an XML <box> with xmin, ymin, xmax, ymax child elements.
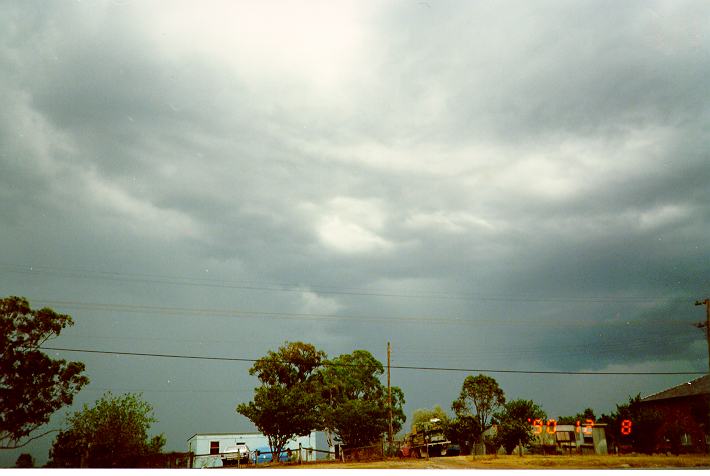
<box><xmin>639</xmin><ymin>374</ymin><xmax>710</xmax><ymax>454</ymax></box>
<box><xmin>186</xmin><ymin>431</ymin><xmax>328</xmax><ymax>468</ymax></box>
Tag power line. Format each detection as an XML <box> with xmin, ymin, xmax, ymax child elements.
<box><xmin>82</xmin><ymin>387</ymin><xmax>251</xmax><ymax>394</ymax></box>
<box><xmin>30</xmin><ymin>298</ymin><xmax>692</xmax><ymax>328</ymax></box>
<box><xmin>41</xmin><ymin>346</ymin><xmax>706</xmax><ymax>375</ymax></box>
<box><xmin>2</xmin><ymin>262</ymin><xmax>694</xmax><ymax>304</ymax></box>
<box><xmin>58</xmin><ymin>330</ymin><xmax>696</xmax><ymax>361</ymax></box>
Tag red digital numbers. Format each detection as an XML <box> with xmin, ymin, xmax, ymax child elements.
<box><xmin>525</xmin><ymin>418</ymin><xmax>632</xmax><ymax>436</ymax></box>
<box><xmin>575</xmin><ymin>419</ymin><xmax>595</xmax><ymax>434</ymax></box>
<box><xmin>546</xmin><ymin>419</ymin><xmax>557</xmax><ymax>434</ymax></box>
<box><xmin>527</xmin><ymin>418</ymin><xmax>557</xmax><ymax>434</ymax></box>
<box><xmin>621</xmin><ymin>419</ymin><xmax>632</xmax><ymax>435</ymax></box>
<box><xmin>584</xmin><ymin>419</ymin><xmax>594</xmax><ymax>434</ymax></box>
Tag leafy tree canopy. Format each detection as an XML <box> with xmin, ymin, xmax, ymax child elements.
<box><xmin>558</xmin><ymin>407</ymin><xmax>596</xmax><ymax>425</ymax></box>
<box><xmin>0</xmin><ymin>296</ymin><xmax>89</xmax><ymax>449</ymax></box>
<box><xmin>492</xmin><ymin>399</ymin><xmax>547</xmax><ymax>454</ymax></box>
<box><xmin>452</xmin><ymin>374</ymin><xmax>505</xmax><ymax>442</ymax></box>
<box><xmin>599</xmin><ymin>394</ymin><xmax>662</xmax><ymax>454</ymax></box>
<box><xmin>15</xmin><ymin>453</ymin><xmax>35</xmax><ymax>468</ymax></box>
<box><xmin>47</xmin><ymin>392</ymin><xmax>165</xmax><ymax>468</ymax></box>
<box><xmin>318</xmin><ymin>350</ymin><xmax>405</xmax><ymax>448</ymax></box>
<box><xmin>237</xmin><ymin>341</ymin><xmax>325</xmax><ymax>462</ymax></box>
<box><xmin>411</xmin><ymin>405</ymin><xmax>450</xmax><ymax>431</ymax></box>
<box><xmin>445</xmin><ymin>414</ymin><xmax>480</xmax><ymax>455</ymax></box>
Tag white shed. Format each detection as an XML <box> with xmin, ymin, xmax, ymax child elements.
<box><xmin>186</xmin><ymin>431</ymin><xmax>326</xmax><ymax>468</ymax></box>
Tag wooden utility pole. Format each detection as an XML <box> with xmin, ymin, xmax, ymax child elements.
<box><xmin>694</xmin><ymin>299</ymin><xmax>710</xmax><ymax>373</ymax></box>
<box><xmin>387</xmin><ymin>341</ymin><xmax>393</xmax><ymax>452</ymax></box>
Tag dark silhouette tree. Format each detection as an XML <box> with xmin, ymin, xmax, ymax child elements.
<box><xmin>599</xmin><ymin>394</ymin><xmax>662</xmax><ymax>454</ymax></box>
<box><xmin>492</xmin><ymin>399</ymin><xmax>547</xmax><ymax>454</ymax></box>
<box><xmin>1</xmin><ymin>296</ymin><xmax>89</xmax><ymax>449</ymax></box>
<box><xmin>558</xmin><ymin>407</ymin><xmax>596</xmax><ymax>425</ymax></box>
<box><xmin>15</xmin><ymin>453</ymin><xmax>35</xmax><ymax>468</ymax></box>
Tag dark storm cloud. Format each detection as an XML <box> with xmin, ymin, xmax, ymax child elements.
<box><xmin>1</xmin><ymin>0</ymin><xmax>709</xmax><ymax>466</ymax></box>
<box><xmin>371</xmin><ymin>0</ymin><xmax>710</xmax><ymax>142</ymax></box>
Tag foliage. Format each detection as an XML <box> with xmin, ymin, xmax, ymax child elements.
<box><xmin>445</xmin><ymin>414</ymin><xmax>479</xmax><ymax>455</ymax></box>
<box><xmin>47</xmin><ymin>392</ymin><xmax>165</xmax><ymax>468</ymax></box>
<box><xmin>492</xmin><ymin>399</ymin><xmax>547</xmax><ymax>454</ymax></box>
<box><xmin>452</xmin><ymin>374</ymin><xmax>505</xmax><ymax>443</ymax></box>
<box><xmin>237</xmin><ymin>341</ymin><xmax>325</xmax><ymax>462</ymax></box>
<box><xmin>0</xmin><ymin>296</ymin><xmax>89</xmax><ymax>449</ymax></box>
<box><xmin>15</xmin><ymin>453</ymin><xmax>35</xmax><ymax>468</ymax></box>
<box><xmin>411</xmin><ymin>405</ymin><xmax>449</xmax><ymax>431</ymax></box>
<box><xmin>599</xmin><ymin>394</ymin><xmax>662</xmax><ymax>454</ymax></box>
<box><xmin>558</xmin><ymin>407</ymin><xmax>596</xmax><ymax>425</ymax></box>
<box><xmin>318</xmin><ymin>350</ymin><xmax>405</xmax><ymax>448</ymax></box>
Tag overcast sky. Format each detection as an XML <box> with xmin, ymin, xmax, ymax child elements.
<box><xmin>1</xmin><ymin>0</ymin><xmax>709</xmax><ymax>466</ymax></box>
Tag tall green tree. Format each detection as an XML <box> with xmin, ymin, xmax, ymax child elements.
<box><xmin>0</xmin><ymin>296</ymin><xmax>89</xmax><ymax>449</ymax></box>
<box><xmin>492</xmin><ymin>399</ymin><xmax>547</xmax><ymax>454</ymax></box>
<box><xmin>318</xmin><ymin>350</ymin><xmax>405</xmax><ymax>448</ymax></box>
<box><xmin>411</xmin><ymin>405</ymin><xmax>450</xmax><ymax>431</ymax></box>
<box><xmin>47</xmin><ymin>392</ymin><xmax>165</xmax><ymax>467</ymax></box>
<box><xmin>452</xmin><ymin>374</ymin><xmax>505</xmax><ymax>445</ymax></box>
<box><xmin>237</xmin><ymin>342</ymin><xmax>325</xmax><ymax>462</ymax></box>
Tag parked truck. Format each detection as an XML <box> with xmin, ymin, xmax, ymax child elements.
<box><xmin>399</xmin><ymin>418</ymin><xmax>450</xmax><ymax>458</ymax></box>
<box><xmin>221</xmin><ymin>443</ymin><xmax>250</xmax><ymax>466</ymax></box>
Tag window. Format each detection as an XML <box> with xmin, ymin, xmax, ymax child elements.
<box><xmin>210</xmin><ymin>441</ymin><xmax>220</xmax><ymax>455</ymax></box>
<box><xmin>681</xmin><ymin>433</ymin><xmax>692</xmax><ymax>446</ymax></box>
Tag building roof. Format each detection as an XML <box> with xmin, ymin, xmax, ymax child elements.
<box><xmin>186</xmin><ymin>430</ymin><xmax>319</xmax><ymax>442</ymax></box>
<box><xmin>186</xmin><ymin>432</ymin><xmax>261</xmax><ymax>442</ymax></box>
<box><xmin>640</xmin><ymin>374</ymin><xmax>710</xmax><ymax>403</ymax></box>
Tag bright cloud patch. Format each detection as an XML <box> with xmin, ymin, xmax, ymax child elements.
<box><xmin>299</xmin><ymin>290</ymin><xmax>342</xmax><ymax>315</ymax></box>
<box><xmin>404</xmin><ymin>210</ymin><xmax>495</xmax><ymax>233</ymax></box>
<box><xmin>313</xmin><ymin>197</ymin><xmax>392</xmax><ymax>254</ymax></box>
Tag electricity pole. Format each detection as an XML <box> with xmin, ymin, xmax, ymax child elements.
<box><xmin>387</xmin><ymin>341</ymin><xmax>393</xmax><ymax>452</ymax></box>
<box><xmin>694</xmin><ymin>299</ymin><xmax>710</xmax><ymax>373</ymax></box>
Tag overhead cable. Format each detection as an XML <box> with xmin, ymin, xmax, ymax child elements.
<box><xmin>41</xmin><ymin>346</ymin><xmax>706</xmax><ymax>375</ymax></box>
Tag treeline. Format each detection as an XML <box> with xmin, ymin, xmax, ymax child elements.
<box><xmin>3</xmin><ymin>297</ymin><xmax>698</xmax><ymax>467</ymax></box>
<box><xmin>411</xmin><ymin>374</ymin><xmax>547</xmax><ymax>455</ymax></box>
<box><xmin>413</xmin><ymin>381</ymin><xmax>684</xmax><ymax>455</ymax></box>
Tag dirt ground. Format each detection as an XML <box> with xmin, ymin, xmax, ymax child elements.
<box><xmin>263</xmin><ymin>454</ymin><xmax>710</xmax><ymax>469</ymax></box>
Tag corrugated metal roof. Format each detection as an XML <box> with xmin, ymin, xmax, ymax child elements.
<box><xmin>640</xmin><ymin>374</ymin><xmax>710</xmax><ymax>402</ymax></box>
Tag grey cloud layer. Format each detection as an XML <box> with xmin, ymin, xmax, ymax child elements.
<box><xmin>1</xmin><ymin>0</ymin><xmax>708</xmax><ymax>465</ymax></box>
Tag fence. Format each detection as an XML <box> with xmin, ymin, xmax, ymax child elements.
<box><xmin>136</xmin><ymin>451</ymin><xmax>193</xmax><ymax>468</ymax></box>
